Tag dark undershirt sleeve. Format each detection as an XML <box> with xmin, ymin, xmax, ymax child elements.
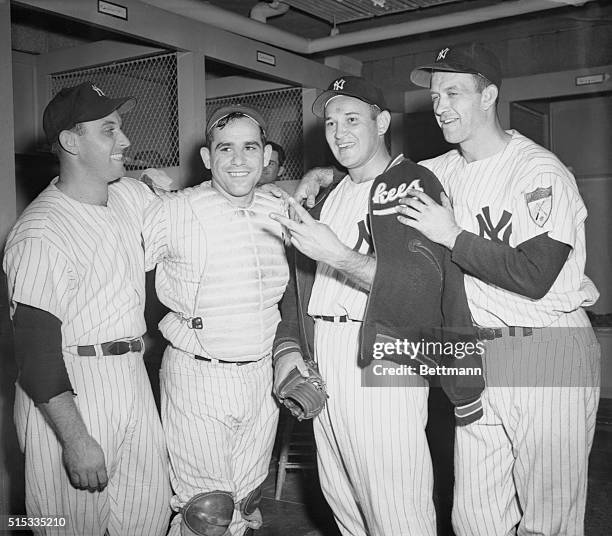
<box><xmin>451</xmin><ymin>232</ymin><xmax>571</xmax><ymax>300</ymax></box>
<box><xmin>12</xmin><ymin>303</ymin><xmax>73</xmax><ymax>404</ymax></box>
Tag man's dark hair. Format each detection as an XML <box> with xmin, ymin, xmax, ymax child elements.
<box><xmin>267</xmin><ymin>141</ymin><xmax>286</xmax><ymax>167</ymax></box>
<box><xmin>205</xmin><ymin>112</ymin><xmax>267</xmax><ymax>148</ymax></box>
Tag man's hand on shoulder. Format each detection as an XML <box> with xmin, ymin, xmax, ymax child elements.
<box><xmin>257</xmin><ymin>182</ymin><xmax>290</xmax><ymax>201</ymax></box>
<box><xmin>396</xmin><ymin>190</ymin><xmax>463</xmax><ymax>250</ymax></box>
<box><xmin>294</xmin><ymin>167</ymin><xmax>335</xmax><ymax>208</ymax></box>
<box><xmin>139</xmin><ymin>168</ymin><xmax>174</xmax><ymax>192</ymax></box>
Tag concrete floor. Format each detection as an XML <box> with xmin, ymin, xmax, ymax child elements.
<box><xmin>1</xmin><ymin>402</ymin><xmax>610</xmax><ymax>536</ymax></box>
<box><xmin>257</xmin><ymin>409</ymin><xmax>612</xmax><ymax>536</ymax></box>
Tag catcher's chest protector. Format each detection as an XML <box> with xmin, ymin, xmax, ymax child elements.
<box><xmin>190</xmin><ymin>189</ymin><xmax>289</xmax><ymax>360</ymax></box>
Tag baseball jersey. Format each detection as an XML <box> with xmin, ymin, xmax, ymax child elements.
<box><xmin>420</xmin><ymin>130</ymin><xmax>599</xmax><ymax>327</ymax></box>
<box><xmin>143</xmin><ymin>183</ymin><xmax>289</xmax><ymax>361</ymax></box>
<box><xmin>308</xmin><ymin>175</ymin><xmax>373</xmax><ymax>320</ymax></box>
<box><xmin>297</xmin><ymin>168</ymin><xmax>437</xmax><ymax>535</ymax></box>
<box><xmin>3</xmin><ymin>177</ymin><xmax>154</xmax><ymax>345</ymax></box>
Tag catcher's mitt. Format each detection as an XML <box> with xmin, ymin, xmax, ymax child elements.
<box><xmin>276</xmin><ymin>359</ymin><xmax>328</xmax><ymax>420</ymax></box>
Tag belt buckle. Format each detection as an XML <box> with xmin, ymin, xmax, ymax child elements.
<box><xmin>127</xmin><ymin>338</ymin><xmax>142</xmax><ymax>353</ymax></box>
<box><xmin>476</xmin><ymin>327</ymin><xmax>496</xmax><ymax>341</ymax></box>
<box><xmin>188</xmin><ymin>317</ymin><xmax>203</xmax><ymax>329</ymax></box>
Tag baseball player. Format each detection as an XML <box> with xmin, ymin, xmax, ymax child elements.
<box><xmin>258</xmin><ymin>141</ymin><xmax>286</xmax><ymax>185</ymax></box>
<box><xmin>270</xmin><ymin>76</ymin><xmax>485</xmax><ymax>536</ymax></box>
<box><xmin>3</xmin><ymin>82</ymin><xmax>171</xmax><ymax>535</ymax></box>
<box><xmin>142</xmin><ymin>105</ymin><xmax>289</xmax><ymax>536</ymax></box>
<box><xmin>394</xmin><ymin>43</ymin><xmax>601</xmax><ymax>535</ymax></box>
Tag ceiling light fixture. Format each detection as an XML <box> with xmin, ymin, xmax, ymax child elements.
<box><xmin>249</xmin><ymin>1</ymin><xmax>290</xmax><ymax>23</ymax></box>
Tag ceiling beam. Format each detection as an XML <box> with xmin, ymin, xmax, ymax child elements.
<box><xmin>139</xmin><ymin>0</ymin><xmax>597</xmax><ymax>54</ymax></box>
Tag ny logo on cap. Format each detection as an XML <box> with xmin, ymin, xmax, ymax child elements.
<box><xmin>437</xmin><ymin>47</ymin><xmax>450</xmax><ymax>61</ymax></box>
<box><xmin>91</xmin><ymin>85</ymin><xmax>106</xmax><ymax>97</ymax></box>
<box><xmin>333</xmin><ymin>78</ymin><xmax>346</xmax><ymax>91</ymax></box>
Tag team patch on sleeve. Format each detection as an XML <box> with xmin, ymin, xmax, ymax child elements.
<box><xmin>525</xmin><ymin>186</ymin><xmax>552</xmax><ymax>227</ymax></box>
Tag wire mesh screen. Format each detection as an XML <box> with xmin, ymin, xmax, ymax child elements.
<box><xmin>49</xmin><ymin>53</ymin><xmax>179</xmax><ymax>170</ymax></box>
<box><xmin>206</xmin><ymin>87</ymin><xmax>303</xmax><ymax>181</ymax></box>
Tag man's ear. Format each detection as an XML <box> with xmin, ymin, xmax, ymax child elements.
<box><xmin>200</xmin><ymin>147</ymin><xmax>211</xmax><ymax>169</ymax></box>
<box><xmin>481</xmin><ymin>84</ymin><xmax>499</xmax><ymax>111</ymax></box>
<box><xmin>263</xmin><ymin>143</ymin><xmax>272</xmax><ymax>167</ymax></box>
<box><xmin>376</xmin><ymin>110</ymin><xmax>391</xmax><ymax>136</ymax></box>
<box><xmin>58</xmin><ymin>130</ymin><xmax>79</xmax><ymax>155</ymax></box>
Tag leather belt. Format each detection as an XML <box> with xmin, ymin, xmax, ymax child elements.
<box><xmin>194</xmin><ymin>355</ymin><xmax>257</xmax><ymax>366</ymax></box>
<box><xmin>313</xmin><ymin>315</ymin><xmax>362</xmax><ymax>323</ymax></box>
<box><xmin>475</xmin><ymin>326</ymin><xmax>534</xmax><ymax>341</ymax></box>
<box><xmin>77</xmin><ymin>337</ymin><xmax>143</xmax><ymax>356</ymax></box>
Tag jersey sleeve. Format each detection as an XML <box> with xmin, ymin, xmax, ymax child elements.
<box><xmin>418</xmin><ymin>163</ymin><xmax>445</xmax><ymax>200</ymax></box>
<box><xmin>12</xmin><ymin>303</ymin><xmax>73</xmax><ymax>404</ymax></box>
<box><xmin>142</xmin><ymin>194</ymin><xmax>169</xmax><ymax>271</ymax></box>
<box><xmin>273</xmin><ymin>246</ymin><xmax>314</xmax><ymax>363</ymax></box>
<box><xmin>514</xmin><ymin>170</ymin><xmax>586</xmax><ymax>248</ymax></box>
<box><xmin>4</xmin><ymin>237</ymin><xmax>76</xmax><ymax>320</ymax></box>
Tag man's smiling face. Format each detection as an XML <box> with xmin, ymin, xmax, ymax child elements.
<box><xmin>324</xmin><ymin>95</ymin><xmax>382</xmax><ymax>172</ymax></box>
<box><xmin>200</xmin><ymin>115</ymin><xmax>271</xmax><ymax>206</ymax></box>
<box><xmin>429</xmin><ymin>71</ymin><xmax>488</xmax><ymax>146</ymax></box>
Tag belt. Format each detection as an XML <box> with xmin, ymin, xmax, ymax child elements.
<box><xmin>194</xmin><ymin>354</ymin><xmax>257</xmax><ymax>366</ymax></box>
<box><xmin>313</xmin><ymin>315</ymin><xmax>362</xmax><ymax>323</ymax></box>
<box><xmin>77</xmin><ymin>337</ymin><xmax>143</xmax><ymax>356</ymax></box>
<box><xmin>475</xmin><ymin>326</ymin><xmax>534</xmax><ymax>341</ymax></box>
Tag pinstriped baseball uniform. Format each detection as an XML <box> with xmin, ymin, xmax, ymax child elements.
<box><xmin>309</xmin><ymin>175</ymin><xmax>436</xmax><ymax>536</ymax></box>
<box><xmin>309</xmin><ymin>177</ymin><xmax>373</xmax><ymax>319</ymax></box>
<box><xmin>3</xmin><ymin>177</ymin><xmax>171</xmax><ymax>536</ymax></box>
<box><xmin>421</xmin><ymin>130</ymin><xmax>601</xmax><ymax>536</ymax></box>
<box><xmin>143</xmin><ymin>183</ymin><xmax>288</xmax><ymax>536</ymax></box>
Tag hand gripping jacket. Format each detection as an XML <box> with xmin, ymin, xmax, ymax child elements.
<box><xmin>274</xmin><ymin>358</ymin><xmax>328</xmax><ymax>420</ymax></box>
<box><xmin>273</xmin><ymin>157</ymin><xmax>484</xmax><ymax>425</ymax></box>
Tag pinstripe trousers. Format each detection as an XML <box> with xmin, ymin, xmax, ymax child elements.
<box><xmin>452</xmin><ymin>326</ymin><xmax>600</xmax><ymax>536</ymax></box>
<box><xmin>161</xmin><ymin>346</ymin><xmax>279</xmax><ymax>536</ymax></box>
<box><xmin>313</xmin><ymin>320</ymin><xmax>437</xmax><ymax>536</ymax></box>
<box><xmin>14</xmin><ymin>350</ymin><xmax>171</xmax><ymax>536</ymax></box>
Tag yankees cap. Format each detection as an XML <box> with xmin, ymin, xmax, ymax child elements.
<box><xmin>43</xmin><ymin>81</ymin><xmax>136</xmax><ymax>144</ymax></box>
<box><xmin>410</xmin><ymin>42</ymin><xmax>502</xmax><ymax>89</ymax></box>
<box><xmin>206</xmin><ymin>104</ymin><xmax>267</xmax><ymax>136</ymax></box>
<box><xmin>312</xmin><ymin>75</ymin><xmax>387</xmax><ymax>118</ymax></box>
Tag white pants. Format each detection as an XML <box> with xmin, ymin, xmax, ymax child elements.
<box><xmin>161</xmin><ymin>346</ymin><xmax>279</xmax><ymax>536</ymax></box>
<box><xmin>14</xmin><ymin>349</ymin><xmax>171</xmax><ymax>536</ymax></box>
<box><xmin>313</xmin><ymin>321</ymin><xmax>437</xmax><ymax>536</ymax></box>
<box><xmin>453</xmin><ymin>326</ymin><xmax>600</xmax><ymax>536</ymax></box>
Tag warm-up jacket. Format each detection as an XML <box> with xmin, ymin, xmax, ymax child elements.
<box><xmin>273</xmin><ymin>157</ymin><xmax>484</xmax><ymax>425</ymax></box>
